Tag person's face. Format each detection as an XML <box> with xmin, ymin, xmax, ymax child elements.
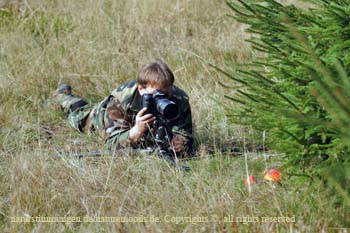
<box><xmin>138</xmin><ymin>84</ymin><xmax>171</xmax><ymax>96</ymax></box>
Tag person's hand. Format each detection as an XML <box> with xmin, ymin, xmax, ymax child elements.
<box><xmin>129</xmin><ymin>107</ymin><xmax>156</xmax><ymax>144</ymax></box>
<box><xmin>171</xmin><ymin>134</ymin><xmax>186</xmax><ymax>152</ymax></box>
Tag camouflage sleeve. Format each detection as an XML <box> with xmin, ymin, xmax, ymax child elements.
<box><xmin>103</xmin><ymin>97</ymin><xmax>133</xmax><ymax>150</ymax></box>
<box><xmin>103</xmin><ymin>81</ymin><xmax>138</xmax><ymax>150</ymax></box>
<box><xmin>172</xmin><ymin>103</ymin><xmax>194</xmax><ymax>154</ymax></box>
<box><xmin>104</xmin><ymin>122</ymin><xmax>131</xmax><ymax>150</ymax></box>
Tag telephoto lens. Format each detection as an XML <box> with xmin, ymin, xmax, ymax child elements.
<box><xmin>155</xmin><ymin>98</ymin><xmax>178</xmax><ymax>121</ymax></box>
<box><xmin>153</xmin><ymin>90</ymin><xmax>179</xmax><ymax>121</ymax></box>
<box><xmin>141</xmin><ymin>90</ymin><xmax>179</xmax><ymax>121</ymax></box>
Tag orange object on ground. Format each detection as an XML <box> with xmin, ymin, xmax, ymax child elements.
<box><xmin>264</xmin><ymin>169</ymin><xmax>281</xmax><ymax>182</ymax></box>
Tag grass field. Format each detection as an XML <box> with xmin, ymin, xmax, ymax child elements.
<box><xmin>0</xmin><ymin>0</ymin><xmax>348</xmax><ymax>232</ymax></box>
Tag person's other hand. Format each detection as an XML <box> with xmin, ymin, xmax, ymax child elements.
<box><xmin>129</xmin><ymin>107</ymin><xmax>155</xmax><ymax>144</ymax></box>
<box><xmin>171</xmin><ymin>134</ymin><xmax>186</xmax><ymax>152</ymax></box>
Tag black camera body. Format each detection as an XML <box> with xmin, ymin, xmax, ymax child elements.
<box><xmin>140</xmin><ymin>90</ymin><xmax>190</xmax><ymax>171</ymax></box>
<box><xmin>141</xmin><ymin>90</ymin><xmax>179</xmax><ymax>121</ymax></box>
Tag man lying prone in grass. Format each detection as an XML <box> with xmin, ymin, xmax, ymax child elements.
<box><xmin>52</xmin><ymin>60</ymin><xmax>194</xmax><ymax>159</ymax></box>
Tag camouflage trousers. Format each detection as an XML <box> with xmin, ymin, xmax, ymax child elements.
<box><xmin>53</xmin><ymin>93</ymin><xmax>130</xmax><ymax>146</ymax></box>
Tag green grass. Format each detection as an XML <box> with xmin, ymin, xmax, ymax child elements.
<box><xmin>0</xmin><ymin>0</ymin><xmax>348</xmax><ymax>232</ymax></box>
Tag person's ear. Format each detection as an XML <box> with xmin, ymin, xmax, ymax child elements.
<box><xmin>137</xmin><ymin>84</ymin><xmax>144</xmax><ymax>95</ymax></box>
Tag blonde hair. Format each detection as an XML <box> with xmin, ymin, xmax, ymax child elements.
<box><xmin>138</xmin><ymin>60</ymin><xmax>174</xmax><ymax>88</ymax></box>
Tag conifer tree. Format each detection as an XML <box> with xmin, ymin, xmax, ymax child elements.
<box><xmin>224</xmin><ymin>0</ymin><xmax>350</xmax><ymax>178</ymax></box>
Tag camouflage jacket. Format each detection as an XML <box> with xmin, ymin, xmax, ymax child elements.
<box><xmin>88</xmin><ymin>80</ymin><xmax>194</xmax><ymax>154</ymax></box>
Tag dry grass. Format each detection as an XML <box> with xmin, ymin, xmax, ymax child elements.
<box><xmin>0</xmin><ymin>0</ymin><xmax>347</xmax><ymax>232</ymax></box>
<box><xmin>2</xmin><ymin>147</ymin><xmax>341</xmax><ymax>232</ymax></box>
<box><xmin>0</xmin><ymin>0</ymin><xmax>250</xmax><ymax>148</ymax></box>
